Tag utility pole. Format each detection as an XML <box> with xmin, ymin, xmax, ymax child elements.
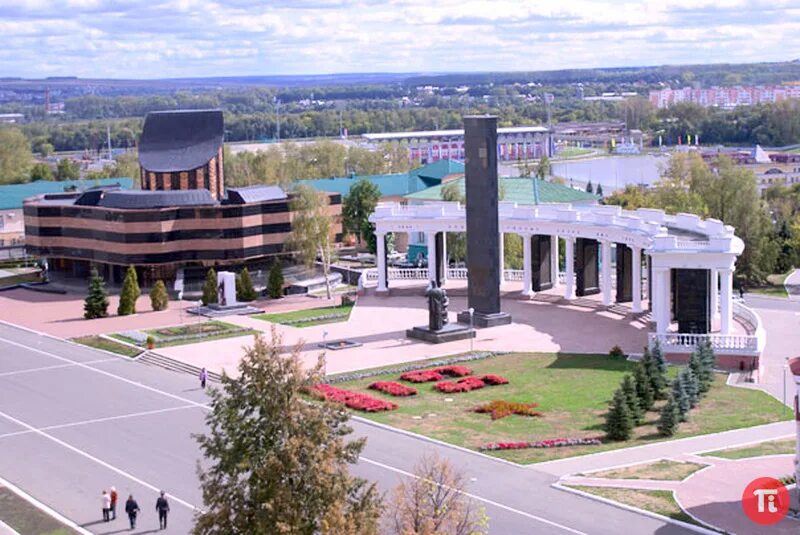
<box><xmin>106</xmin><ymin>124</ymin><xmax>113</xmax><ymax>161</ymax></box>
<box><xmin>274</xmin><ymin>97</ymin><xmax>281</xmax><ymax>142</ymax></box>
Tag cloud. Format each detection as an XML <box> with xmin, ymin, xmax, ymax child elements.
<box><xmin>0</xmin><ymin>0</ymin><xmax>798</xmax><ymax>78</ymax></box>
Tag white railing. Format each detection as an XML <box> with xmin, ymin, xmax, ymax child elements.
<box><xmin>648</xmin><ymin>331</ymin><xmax>760</xmax><ymax>355</ymax></box>
<box><xmin>733</xmin><ymin>301</ymin><xmax>767</xmax><ymax>352</ymax></box>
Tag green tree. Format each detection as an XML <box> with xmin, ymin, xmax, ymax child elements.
<box><xmin>621</xmin><ymin>374</ymin><xmax>643</xmax><ymax>424</ymax></box>
<box><xmin>56</xmin><ymin>158</ymin><xmax>80</xmax><ymax>181</ymax></box>
<box><xmin>605</xmin><ymin>388</ymin><xmax>634</xmax><ymax>441</ymax></box>
<box><xmin>596</xmin><ymin>183</ymin><xmax>604</xmax><ymax>197</ymax></box>
<box><xmin>202</xmin><ymin>268</ymin><xmax>218</xmax><ymax>306</ymax></box>
<box><xmin>117</xmin><ymin>265</ymin><xmax>140</xmax><ymax>316</ymax></box>
<box><xmin>672</xmin><ymin>376</ymin><xmax>691</xmax><ymax>421</ymax></box>
<box><xmin>193</xmin><ymin>330</ymin><xmax>382</xmax><ymax>535</ymax></box>
<box><xmin>84</xmin><ymin>267</ymin><xmax>109</xmax><ymax>319</ymax></box>
<box><xmin>342</xmin><ymin>179</ymin><xmax>381</xmax><ymax>245</ymax></box>
<box><xmin>633</xmin><ymin>362</ymin><xmax>655</xmax><ymax>412</ymax></box>
<box><xmin>0</xmin><ymin>127</ymin><xmax>33</xmax><ymax>184</ymax></box>
<box><xmin>38</xmin><ymin>142</ymin><xmax>54</xmax><ymax>157</ymax></box>
<box><xmin>696</xmin><ymin>339</ymin><xmax>716</xmax><ymax>393</ymax></box>
<box><xmin>290</xmin><ymin>184</ymin><xmax>335</xmax><ymax>300</ymax></box>
<box><xmin>110</xmin><ymin>152</ymin><xmax>140</xmax><ymax>179</ymax></box>
<box><xmin>682</xmin><ymin>368</ymin><xmax>699</xmax><ymax>408</ymax></box>
<box><xmin>535</xmin><ymin>155</ymin><xmax>551</xmax><ymax>180</ymax></box>
<box><xmin>267</xmin><ymin>259</ymin><xmax>284</xmax><ymax>299</ymax></box>
<box><xmin>585</xmin><ymin>180</ymin><xmax>593</xmax><ymax>194</ymax></box>
<box><xmin>642</xmin><ymin>346</ymin><xmax>667</xmax><ymax>400</ymax></box>
<box><xmin>236</xmin><ymin>267</ymin><xmax>258</xmax><ymax>302</ymax></box>
<box><xmin>30</xmin><ymin>162</ymin><xmax>53</xmax><ymax>182</ymax></box>
<box><xmin>657</xmin><ymin>395</ymin><xmax>680</xmax><ymax>437</ymax></box>
<box><xmin>149</xmin><ymin>280</ymin><xmax>169</xmax><ymax>312</ymax></box>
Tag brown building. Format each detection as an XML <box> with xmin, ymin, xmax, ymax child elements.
<box><xmin>24</xmin><ymin>110</ymin><xmax>342</xmax><ymax>285</ymax></box>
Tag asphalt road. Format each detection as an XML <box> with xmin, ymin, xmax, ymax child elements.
<box><xmin>0</xmin><ymin>322</ymin><xmax>692</xmax><ymax>534</ymax></box>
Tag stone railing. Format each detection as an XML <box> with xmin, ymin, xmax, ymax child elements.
<box><xmin>733</xmin><ymin>300</ymin><xmax>767</xmax><ymax>352</ymax></box>
<box><xmin>648</xmin><ymin>331</ymin><xmax>760</xmax><ymax>355</ymax></box>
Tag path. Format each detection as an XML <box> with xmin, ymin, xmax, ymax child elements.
<box><xmin>784</xmin><ymin>268</ymin><xmax>800</xmax><ymax>300</ymax></box>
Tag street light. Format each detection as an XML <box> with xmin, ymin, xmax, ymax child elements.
<box><xmin>468</xmin><ymin>307</ymin><xmax>474</xmax><ymax>354</ymax></box>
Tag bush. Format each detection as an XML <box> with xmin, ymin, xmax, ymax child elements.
<box><xmin>146</xmin><ymin>335</ymin><xmax>155</xmax><ymax>349</ymax></box>
<box><xmin>149</xmin><ymin>280</ymin><xmax>169</xmax><ymax>311</ymax></box>
<box><xmin>480</xmin><ymin>374</ymin><xmax>509</xmax><ymax>385</ymax></box>
<box><xmin>605</xmin><ymin>389</ymin><xmax>633</xmax><ymax>441</ymax></box>
<box><xmin>267</xmin><ymin>259</ymin><xmax>284</xmax><ymax>299</ymax></box>
<box><xmin>658</xmin><ymin>395</ymin><xmax>680</xmax><ymax>437</ymax></box>
<box><xmin>480</xmin><ymin>438</ymin><xmax>602</xmax><ymax>451</ymax></box>
<box><xmin>609</xmin><ymin>345</ymin><xmax>625</xmax><ymax>358</ymax></box>
<box><xmin>473</xmin><ymin>400</ymin><xmax>541</xmax><ymax>420</ymax></box>
<box><xmin>84</xmin><ymin>267</ymin><xmax>109</xmax><ymax>319</ymax></box>
<box><xmin>202</xmin><ymin>268</ymin><xmax>218</xmax><ymax>306</ymax></box>
<box><xmin>236</xmin><ymin>267</ymin><xmax>258</xmax><ymax>302</ymax></box>
<box><xmin>400</xmin><ymin>370</ymin><xmax>443</xmax><ymax>383</ymax></box>
<box><xmin>368</xmin><ymin>381</ymin><xmax>417</xmax><ymax>397</ymax></box>
<box><xmin>311</xmin><ymin>384</ymin><xmax>397</xmax><ymax>412</ymax></box>
<box><xmin>117</xmin><ymin>265</ymin><xmax>140</xmax><ymax>316</ymax></box>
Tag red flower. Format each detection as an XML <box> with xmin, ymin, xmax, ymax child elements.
<box><xmin>480</xmin><ymin>374</ymin><xmax>509</xmax><ymax>385</ymax></box>
<box><xmin>368</xmin><ymin>381</ymin><xmax>417</xmax><ymax>397</ymax></box>
<box><xmin>434</xmin><ymin>376</ymin><xmax>486</xmax><ymax>393</ymax></box>
<box><xmin>435</xmin><ymin>365</ymin><xmax>473</xmax><ymax>377</ymax></box>
<box><xmin>312</xmin><ymin>384</ymin><xmax>398</xmax><ymax>412</ymax></box>
<box><xmin>479</xmin><ymin>438</ymin><xmax>602</xmax><ymax>451</ymax></box>
<box><xmin>400</xmin><ymin>370</ymin><xmax>444</xmax><ymax>383</ymax></box>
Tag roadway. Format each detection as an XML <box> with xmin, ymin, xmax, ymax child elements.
<box><xmin>0</xmin><ymin>322</ymin><xmax>692</xmax><ymax>534</ymax></box>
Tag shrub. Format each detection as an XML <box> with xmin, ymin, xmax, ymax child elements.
<box><xmin>480</xmin><ymin>374</ymin><xmax>509</xmax><ymax>385</ymax></box>
<box><xmin>472</xmin><ymin>400</ymin><xmax>541</xmax><ymax>420</ymax></box>
<box><xmin>84</xmin><ymin>267</ymin><xmax>109</xmax><ymax>319</ymax></box>
<box><xmin>436</xmin><ymin>365</ymin><xmax>472</xmax><ymax>377</ymax></box>
<box><xmin>658</xmin><ymin>395</ymin><xmax>680</xmax><ymax>437</ymax></box>
<box><xmin>236</xmin><ymin>267</ymin><xmax>258</xmax><ymax>302</ymax></box>
<box><xmin>117</xmin><ymin>265</ymin><xmax>140</xmax><ymax>316</ymax></box>
<box><xmin>146</xmin><ymin>335</ymin><xmax>155</xmax><ymax>349</ymax></box>
<box><xmin>311</xmin><ymin>384</ymin><xmax>397</xmax><ymax>412</ymax></box>
<box><xmin>267</xmin><ymin>259</ymin><xmax>284</xmax><ymax>299</ymax></box>
<box><xmin>400</xmin><ymin>370</ymin><xmax>443</xmax><ymax>383</ymax></box>
<box><xmin>434</xmin><ymin>377</ymin><xmax>486</xmax><ymax>393</ymax></box>
<box><xmin>202</xmin><ymin>268</ymin><xmax>218</xmax><ymax>306</ymax></box>
<box><xmin>605</xmin><ymin>389</ymin><xmax>633</xmax><ymax>441</ymax></box>
<box><xmin>480</xmin><ymin>438</ymin><xmax>602</xmax><ymax>451</ymax></box>
<box><xmin>149</xmin><ymin>280</ymin><xmax>169</xmax><ymax>311</ymax></box>
<box><xmin>609</xmin><ymin>345</ymin><xmax>625</xmax><ymax>358</ymax></box>
<box><xmin>368</xmin><ymin>381</ymin><xmax>417</xmax><ymax>397</ymax></box>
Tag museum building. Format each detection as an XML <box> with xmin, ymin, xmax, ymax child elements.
<box><xmin>23</xmin><ymin>109</ymin><xmax>342</xmax><ymax>285</ymax></box>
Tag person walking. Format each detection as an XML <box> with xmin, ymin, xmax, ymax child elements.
<box><xmin>199</xmin><ymin>368</ymin><xmax>208</xmax><ymax>389</ymax></box>
<box><xmin>125</xmin><ymin>495</ymin><xmax>140</xmax><ymax>530</ymax></box>
<box><xmin>110</xmin><ymin>486</ymin><xmax>118</xmax><ymax>520</ymax></box>
<box><xmin>155</xmin><ymin>490</ymin><xmax>170</xmax><ymax>530</ymax></box>
<box><xmin>101</xmin><ymin>490</ymin><xmax>111</xmax><ymax>522</ymax></box>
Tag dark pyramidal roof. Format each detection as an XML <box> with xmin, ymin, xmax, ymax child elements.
<box><xmin>138</xmin><ymin>109</ymin><xmax>224</xmax><ymax>173</ymax></box>
<box><xmin>225</xmin><ymin>185</ymin><xmax>287</xmax><ymax>205</ymax></box>
<box><xmin>97</xmin><ymin>189</ymin><xmax>216</xmax><ymax>209</ymax></box>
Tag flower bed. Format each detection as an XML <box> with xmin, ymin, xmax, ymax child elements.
<box><xmin>479</xmin><ymin>438</ymin><xmax>602</xmax><ymax>451</ymax></box>
<box><xmin>436</xmin><ymin>365</ymin><xmax>472</xmax><ymax>377</ymax></box>
<box><xmin>400</xmin><ymin>370</ymin><xmax>444</xmax><ymax>383</ymax></box>
<box><xmin>473</xmin><ymin>400</ymin><xmax>541</xmax><ymax>420</ymax></box>
<box><xmin>368</xmin><ymin>381</ymin><xmax>417</xmax><ymax>397</ymax></box>
<box><xmin>312</xmin><ymin>384</ymin><xmax>397</xmax><ymax>412</ymax></box>
<box><xmin>480</xmin><ymin>374</ymin><xmax>509</xmax><ymax>385</ymax></box>
<box><xmin>434</xmin><ymin>376</ymin><xmax>486</xmax><ymax>393</ymax></box>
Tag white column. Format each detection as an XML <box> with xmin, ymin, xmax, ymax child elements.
<box><xmin>720</xmin><ymin>268</ymin><xmax>733</xmax><ymax>335</ymax></box>
<box><xmin>522</xmin><ymin>234</ymin><xmax>533</xmax><ymax>297</ymax></box>
<box><xmin>550</xmin><ymin>234</ymin><xmax>559</xmax><ymax>287</ymax></box>
<box><xmin>376</xmin><ymin>232</ymin><xmax>387</xmax><ymax>293</ymax></box>
<box><xmin>564</xmin><ymin>237</ymin><xmax>576</xmax><ymax>300</ymax></box>
<box><xmin>499</xmin><ymin>232</ymin><xmax>505</xmax><ymax>283</ymax></box>
<box><xmin>426</xmin><ymin>231</ymin><xmax>437</xmax><ymax>285</ymax></box>
<box><xmin>654</xmin><ymin>268</ymin><xmax>668</xmax><ymax>334</ymax></box>
<box><xmin>632</xmin><ymin>247</ymin><xmax>642</xmax><ymax>313</ymax></box>
<box><xmin>441</xmin><ymin>231</ymin><xmax>448</xmax><ymax>285</ymax></box>
<box><xmin>710</xmin><ymin>268</ymin><xmax>719</xmax><ymax>318</ymax></box>
<box><xmin>664</xmin><ymin>267</ymin><xmax>672</xmax><ymax>330</ymax></box>
<box><xmin>601</xmin><ymin>241</ymin><xmax>612</xmax><ymax>306</ymax></box>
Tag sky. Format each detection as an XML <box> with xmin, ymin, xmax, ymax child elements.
<box><xmin>1</xmin><ymin>0</ymin><xmax>800</xmax><ymax>79</ymax></box>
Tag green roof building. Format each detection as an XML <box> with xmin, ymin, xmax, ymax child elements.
<box><xmin>0</xmin><ymin>178</ymin><xmax>135</xmax><ymax>211</ymax></box>
<box><xmin>405</xmin><ymin>177</ymin><xmax>599</xmax><ymax>205</ymax></box>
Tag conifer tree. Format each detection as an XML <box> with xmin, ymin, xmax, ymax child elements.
<box><xmin>193</xmin><ymin>328</ymin><xmax>382</xmax><ymax>534</ymax></box>
<box><xmin>696</xmin><ymin>339</ymin><xmax>716</xmax><ymax>393</ymax></box>
<box><xmin>586</xmin><ymin>180</ymin><xmax>594</xmax><ymax>194</ymax></box>
<box><xmin>267</xmin><ymin>258</ymin><xmax>284</xmax><ymax>299</ymax></box>
<box><xmin>84</xmin><ymin>267</ymin><xmax>109</xmax><ymax>319</ymax></box>
<box><xmin>596</xmin><ymin>183</ymin><xmax>604</xmax><ymax>197</ymax></box>
<box><xmin>149</xmin><ymin>280</ymin><xmax>169</xmax><ymax>311</ymax></box>
<box><xmin>621</xmin><ymin>374</ymin><xmax>643</xmax><ymax>424</ymax></box>
<box><xmin>642</xmin><ymin>347</ymin><xmax>667</xmax><ymax>400</ymax></box>
<box><xmin>657</xmin><ymin>394</ymin><xmax>680</xmax><ymax>437</ymax></box>
<box><xmin>202</xmin><ymin>268</ymin><xmax>218</xmax><ymax>306</ymax></box>
<box><xmin>236</xmin><ymin>267</ymin><xmax>258</xmax><ymax>302</ymax></box>
<box><xmin>672</xmin><ymin>376</ymin><xmax>691</xmax><ymax>421</ymax></box>
<box><xmin>682</xmin><ymin>368</ymin><xmax>700</xmax><ymax>408</ymax></box>
<box><xmin>117</xmin><ymin>265</ymin><xmax>140</xmax><ymax>316</ymax></box>
<box><xmin>605</xmin><ymin>388</ymin><xmax>634</xmax><ymax>441</ymax></box>
<box><xmin>633</xmin><ymin>362</ymin><xmax>655</xmax><ymax>412</ymax></box>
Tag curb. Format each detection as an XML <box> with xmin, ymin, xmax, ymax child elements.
<box><xmin>0</xmin><ymin>475</ymin><xmax>92</xmax><ymax>535</ymax></box>
<box><xmin>552</xmin><ymin>482</ymin><xmax>723</xmax><ymax>535</ymax></box>
<box><xmin>0</xmin><ymin>321</ymin><xmax>135</xmax><ymax>362</ymax></box>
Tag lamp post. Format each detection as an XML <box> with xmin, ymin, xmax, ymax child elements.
<box><xmin>468</xmin><ymin>307</ymin><xmax>474</xmax><ymax>353</ymax></box>
<box><xmin>178</xmin><ymin>290</ymin><xmax>183</xmax><ymax>325</ymax></box>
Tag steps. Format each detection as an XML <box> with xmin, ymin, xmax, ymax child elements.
<box><xmin>137</xmin><ymin>351</ymin><xmax>223</xmax><ymax>383</ymax></box>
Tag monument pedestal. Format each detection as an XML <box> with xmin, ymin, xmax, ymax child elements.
<box><xmin>456</xmin><ymin>310</ymin><xmax>512</xmax><ymax>328</ymax></box>
<box><xmin>406</xmin><ymin>323</ymin><xmax>476</xmax><ymax>344</ymax></box>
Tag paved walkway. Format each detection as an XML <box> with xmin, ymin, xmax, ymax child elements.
<box><xmin>785</xmin><ymin>268</ymin><xmax>800</xmax><ymax>300</ymax></box>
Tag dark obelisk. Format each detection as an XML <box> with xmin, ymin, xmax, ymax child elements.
<box><xmin>457</xmin><ymin>116</ymin><xmax>512</xmax><ymax>328</ymax></box>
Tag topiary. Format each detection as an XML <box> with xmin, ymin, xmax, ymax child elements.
<box><xmin>117</xmin><ymin>265</ymin><xmax>140</xmax><ymax>316</ymax></box>
<box><xmin>149</xmin><ymin>280</ymin><xmax>169</xmax><ymax>311</ymax></box>
<box><xmin>236</xmin><ymin>267</ymin><xmax>258</xmax><ymax>302</ymax></box>
<box><xmin>267</xmin><ymin>259</ymin><xmax>284</xmax><ymax>299</ymax></box>
<box><xmin>202</xmin><ymin>268</ymin><xmax>218</xmax><ymax>306</ymax></box>
<box><xmin>84</xmin><ymin>267</ymin><xmax>109</xmax><ymax>319</ymax></box>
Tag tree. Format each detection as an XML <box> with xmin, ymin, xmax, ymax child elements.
<box><xmin>30</xmin><ymin>162</ymin><xmax>53</xmax><ymax>182</ymax></box>
<box><xmin>267</xmin><ymin>259</ymin><xmax>284</xmax><ymax>299</ymax></box>
<box><xmin>696</xmin><ymin>339</ymin><xmax>716</xmax><ymax>393</ymax></box>
<box><xmin>56</xmin><ymin>158</ymin><xmax>80</xmax><ymax>181</ymax></box>
<box><xmin>149</xmin><ymin>280</ymin><xmax>169</xmax><ymax>311</ymax></box>
<box><xmin>585</xmin><ymin>180</ymin><xmax>593</xmax><ymax>194</ymax></box>
<box><xmin>621</xmin><ymin>374</ymin><xmax>643</xmax><ymax>424</ymax></box>
<box><xmin>0</xmin><ymin>127</ymin><xmax>33</xmax><ymax>184</ymax></box>
<box><xmin>84</xmin><ymin>267</ymin><xmax>109</xmax><ymax>319</ymax></box>
<box><xmin>605</xmin><ymin>388</ymin><xmax>634</xmax><ymax>441</ymax></box>
<box><xmin>672</xmin><ymin>376</ymin><xmax>691</xmax><ymax>421</ymax></box>
<box><xmin>202</xmin><ymin>268</ymin><xmax>218</xmax><ymax>306</ymax></box>
<box><xmin>650</xmin><ymin>341</ymin><xmax>669</xmax><ymax>399</ymax></box>
<box><xmin>633</xmin><ymin>362</ymin><xmax>655</xmax><ymax>412</ymax></box>
<box><xmin>642</xmin><ymin>347</ymin><xmax>667</xmax><ymax>400</ymax></box>
<box><xmin>38</xmin><ymin>142</ymin><xmax>54</xmax><ymax>157</ymax></box>
<box><xmin>117</xmin><ymin>265</ymin><xmax>141</xmax><ymax>316</ymax></box>
<box><xmin>193</xmin><ymin>329</ymin><xmax>382</xmax><ymax>535</ymax></box>
<box><xmin>535</xmin><ymin>155</ymin><xmax>550</xmax><ymax>180</ymax></box>
<box><xmin>657</xmin><ymin>395</ymin><xmax>680</xmax><ymax>437</ymax></box>
<box><xmin>236</xmin><ymin>267</ymin><xmax>258</xmax><ymax>302</ymax></box>
<box><xmin>388</xmin><ymin>452</ymin><xmax>488</xmax><ymax>535</ymax></box>
<box><xmin>290</xmin><ymin>184</ymin><xmax>335</xmax><ymax>300</ymax></box>
<box><xmin>595</xmin><ymin>183</ymin><xmax>604</xmax><ymax>197</ymax></box>
<box><xmin>342</xmin><ymin>179</ymin><xmax>381</xmax><ymax>245</ymax></box>
<box><xmin>682</xmin><ymin>368</ymin><xmax>699</xmax><ymax>408</ymax></box>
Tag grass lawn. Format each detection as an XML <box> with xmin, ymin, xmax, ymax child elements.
<box><xmin>0</xmin><ymin>272</ymin><xmax>41</xmax><ymax>287</ymax></box>
<box><xmin>701</xmin><ymin>438</ymin><xmax>796</xmax><ymax>460</ymax></box>
<box><xmin>0</xmin><ymin>487</ymin><xmax>79</xmax><ymax>535</ymax></box>
<box><xmin>750</xmin><ymin>271</ymin><xmax>792</xmax><ymax>298</ymax></box>
<box><xmin>335</xmin><ymin>352</ymin><xmax>790</xmax><ymax>464</ymax></box>
<box><xmin>581</xmin><ymin>459</ymin><xmax>706</xmax><ymax>481</ymax></box>
<box><xmin>112</xmin><ymin>320</ymin><xmax>257</xmax><ymax>348</ymax></box>
<box><xmin>72</xmin><ymin>335</ymin><xmax>141</xmax><ymax>358</ymax></box>
<box><xmin>565</xmin><ymin>486</ymin><xmax>703</xmax><ymax>528</ymax></box>
<box><xmin>254</xmin><ymin>303</ymin><xmax>354</xmax><ymax>328</ymax></box>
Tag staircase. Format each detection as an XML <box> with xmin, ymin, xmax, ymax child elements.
<box><xmin>137</xmin><ymin>351</ymin><xmax>223</xmax><ymax>383</ymax></box>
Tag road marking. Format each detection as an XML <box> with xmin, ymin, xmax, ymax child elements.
<box><xmin>0</xmin><ymin>359</ymin><xmax>116</xmax><ymax>378</ymax></box>
<box><xmin>0</xmin><ymin>408</ymin><xmax>200</xmax><ymax>512</ymax></box>
<box><xmin>0</xmin><ymin>474</ymin><xmax>92</xmax><ymax>535</ymax></box>
<box><xmin>359</xmin><ymin>456</ymin><xmax>587</xmax><ymax>535</ymax></box>
<box><xmin>0</xmin><ymin>404</ymin><xmax>199</xmax><ymax>440</ymax></box>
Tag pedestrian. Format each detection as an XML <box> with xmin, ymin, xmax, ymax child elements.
<box><xmin>110</xmin><ymin>486</ymin><xmax>118</xmax><ymax>520</ymax></box>
<box><xmin>739</xmin><ymin>285</ymin><xmax>745</xmax><ymax>299</ymax></box>
<box><xmin>199</xmin><ymin>367</ymin><xmax>208</xmax><ymax>389</ymax></box>
<box><xmin>101</xmin><ymin>490</ymin><xmax>111</xmax><ymax>522</ymax></box>
<box><xmin>155</xmin><ymin>490</ymin><xmax>170</xmax><ymax>530</ymax></box>
<box><xmin>125</xmin><ymin>494</ymin><xmax>140</xmax><ymax>530</ymax></box>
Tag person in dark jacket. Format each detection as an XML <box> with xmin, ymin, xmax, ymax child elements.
<box><xmin>155</xmin><ymin>490</ymin><xmax>170</xmax><ymax>530</ymax></box>
<box><xmin>125</xmin><ymin>495</ymin><xmax>140</xmax><ymax>530</ymax></box>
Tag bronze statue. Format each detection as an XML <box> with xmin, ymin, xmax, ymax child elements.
<box><xmin>426</xmin><ymin>281</ymin><xmax>449</xmax><ymax>331</ymax></box>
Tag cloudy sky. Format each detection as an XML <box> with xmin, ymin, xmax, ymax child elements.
<box><xmin>1</xmin><ymin>0</ymin><xmax>799</xmax><ymax>79</ymax></box>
